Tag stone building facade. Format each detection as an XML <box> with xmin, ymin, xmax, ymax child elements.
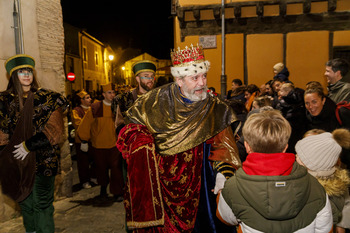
<box><xmin>0</xmin><ymin>0</ymin><xmax>72</xmax><ymax>222</ymax></box>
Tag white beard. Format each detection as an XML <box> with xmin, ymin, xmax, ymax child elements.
<box><xmin>182</xmin><ymin>85</ymin><xmax>208</xmax><ymax>102</ymax></box>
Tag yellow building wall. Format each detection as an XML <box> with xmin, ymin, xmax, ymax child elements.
<box><xmin>174</xmin><ymin>1</ymin><xmax>350</xmax><ymax>95</ymax></box>
<box><xmin>334</xmin><ymin>30</ymin><xmax>350</xmax><ymax>46</ymax></box>
<box><xmin>246</xmin><ymin>34</ymin><xmax>284</xmax><ymax>87</ymax></box>
<box><xmin>286</xmin><ymin>31</ymin><xmax>329</xmax><ymax>89</ymax></box>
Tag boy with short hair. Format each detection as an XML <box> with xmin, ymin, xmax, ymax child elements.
<box><xmin>216</xmin><ymin>110</ymin><xmax>333</xmax><ymax>232</ymax></box>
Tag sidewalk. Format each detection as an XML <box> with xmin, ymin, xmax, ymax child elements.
<box><xmin>0</xmin><ymin>161</ymin><xmax>127</xmax><ymax>233</ymax></box>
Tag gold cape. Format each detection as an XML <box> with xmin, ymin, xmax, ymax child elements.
<box><xmin>125</xmin><ymin>82</ymin><xmax>237</xmax><ymax>155</ymax></box>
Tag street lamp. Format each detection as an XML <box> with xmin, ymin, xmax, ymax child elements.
<box><xmin>108</xmin><ymin>54</ymin><xmax>115</xmax><ymax>83</ymax></box>
<box><xmin>121</xmin><ymin>66</ymin><xmax>126</xmax><ymax>84</ymax></box>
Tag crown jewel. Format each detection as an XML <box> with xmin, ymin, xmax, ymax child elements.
<box><xmin>171</xmin><ymin>44</ymin><xmax>205</xmax><ymax>67</ymax></box>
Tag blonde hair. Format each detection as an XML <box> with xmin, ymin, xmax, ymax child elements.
<box><xmin>304</xmin><ymin>129</ymin><xmax>326</xmax><ymax>138</ymax></box>
<box><xmin>281</xmin><ymin>83</ymin><xmax>294</xmax><ymax>93</ymax></box>
<box><xmin>252</xmin><ymin>96</ymin><xmax>272</xmax><ymax>108</ymax></box>
<box><xmin>243</xmin><ymin>110</ymin><xmax>291</xmax><ymax>153</ymax></box>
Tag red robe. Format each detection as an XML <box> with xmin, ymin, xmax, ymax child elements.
<box><xmin>117</xmin><ymin>123</ymin><xmax>239</xmax><ymax>232</ymax></box>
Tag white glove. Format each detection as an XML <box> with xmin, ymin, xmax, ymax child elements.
<box><xmin>213</xmin><ymin>172</ymin><xmax>226</xmax><ymax>194</ymax></box>
<box><xmin>80</xmin><ymin>142</ymin><xmax>88</xmax><ymax>152</ymax></box>
<box><xmin>13</xmin><ymin>142</ymin><xmax>30</xmax><ymax>160</ymax></box>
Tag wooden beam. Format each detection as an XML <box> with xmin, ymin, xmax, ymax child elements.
<box><xmin>180</xmin><ymin>11</ymin><xmax>350</xmax><ymax>38</ymax></box>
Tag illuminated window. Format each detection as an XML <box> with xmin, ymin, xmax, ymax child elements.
<box><xmin>95</xmin><ymin>52</ymin><xmax>99</xmax><ymax>65</ymax></box>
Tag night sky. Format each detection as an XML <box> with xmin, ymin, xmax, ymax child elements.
<box><xmin>60</xmin><ymin>0</ymin><xmax>174</xmax><ymax>59</ymax></box>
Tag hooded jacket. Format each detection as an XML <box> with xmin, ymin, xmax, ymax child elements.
<box><xmin>328</xmin><ymin>80</ymin><xmax>350</xmax><ymax>104</ymax></box>
<box><xmin>273</xmin><ymin>67</ymin><xmax>290</xmax><ymax>82</ymax></box>
<box><xmin>217</xmin><ymin>159</ymin><xmax>333</xmax><ymax>232</ymax></box>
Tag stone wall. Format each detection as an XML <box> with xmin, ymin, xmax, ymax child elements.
<box><xmin>0</xmin><ymin>0</ymin><xmax>72</xmax><ymax>222</ymax></box>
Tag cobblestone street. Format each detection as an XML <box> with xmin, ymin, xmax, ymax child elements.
<box><xmin>0</xmin><ymin>161</ymin><xmax>126</xmax><ymax>233</ymax></box>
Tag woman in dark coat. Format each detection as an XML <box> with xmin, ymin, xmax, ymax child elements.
<box><xmin>304</xmin><ymin>87</ymin><xmax>340</xmax><ymax>132</ymax></box>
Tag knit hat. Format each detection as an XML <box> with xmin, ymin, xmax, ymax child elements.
<box><xmin>295</xmin><ymin>132</ymin><xmax>342</xmax><ymax>177</ymax></box>
<box><xmin>273</xmin><ymin>62</ymin><xmax>284</xmax><ymax>73</ymax></box>
<box><xmin>77</xmin><ymin>90</ymin><xmax>88</xmax><ymax>99</ymax></box>
<box><xmin>5</xmin><ymin>54</ymin><xmax>35</xmax><ymax>76</ymax></box>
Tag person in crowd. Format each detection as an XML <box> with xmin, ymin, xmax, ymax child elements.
<box><xmin>325</xmin><ymin>58</ymin><xmax>350</xmax><ymax>104</ymax></box>
<box><xmin>306</xmin><ymin>80</ymin><xmax>323</xmax><ymax>90</ymax></box>
<box><xmin>227</xmin><ymin>78</ymin><xmax>243</xmax><ymax>100</ymax></box>
<box><xmin>264</xmin><ymin>80</ymin><xmax>274</xmax><ymax>97</ymax></box>
<box><xmin>0</xmin><ymin>54</ymin><xmax>68</xmax><ymax>233</ymax></box>
<box><xmin>209</xmin><ymin>86</ymin><xmax>216</xmax><ymax>93</ymax></box>
<box><xmin>270</xmin><ymin>77</ymin><xmax>285</xmax><ymax>108</ymax></box>
<box><xmin>111</xmin><ymin>60</ymin><xmax>156</xmax><ymax>135</ymax></box>
<box><xmin>251</xmin><ymin>95</ymin><xmax>272</xmax><ymax>110</ymax></box>
<box><xmin>275</xmin><ymin>83</ymin><xmax>306</xmax><ymax>153</ymax></box>
<box><xmin>77</xmin><ymin>83</ymin><xmax>124</xmax><ymax>202</ymax></box>
<box><xmin>217</xmin><ymin>110</ymin><xmax>333</xmax><ymax>232</ymax></box>
<box><xmin>259</xmin><ymin>83</ymin><xmax>267</xmax><ymax>96</ymax></box>
<box><xmin>226</xmin><ymin>99</ymin><xmax>248</xmax><ymax>139</ymax></box>
<box><xmin>71</xmin><ymin>90</ymin><xmax>97</xmax><ymax>189</ymax></box>
<box><xmin>226</xmin><ymin>85</ymin><xmax>246</xmax><ymax>103</ymax></box>
<box><xmin>155</xmin><ymin>76</ymin><xmax>171</xmax><ymax>88</ymax></box>
<box><xmin>273</xmin><ymin>62</ymin><xmax>290</xmax><ymax>82</ymax></box>
<box><xmin>295</xmin><ymin>128</ymin><xmax>350</xmax><ymax>232</ymax></box>
<box><xmin>116</xmin><ymin>45</ymin><xmax>241</xmax><ymax>233</ymax></box>
<box><xmin>271</xmin><ymin>77</ymin><xmax>284</xmax><ymax>93</ymax></box>
<box><xmin>244</xmin><ymin>84</ymin><xmax>260</xmax><ymax>112</ymax></box>
<box><xmin>304</xmin><ymin>87</ymin><xmax>339</xmax><ymax>132</ymax></box>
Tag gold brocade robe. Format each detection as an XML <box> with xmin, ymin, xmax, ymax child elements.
<box><xmin>118</xmin><ymin>83</ymin><xmax>242</xmax><ymax>231</ymax></box>
<box><xmin>126</xmin><ymin>82</ymin><xmax>239</xmax><ymax>164</ymax></box>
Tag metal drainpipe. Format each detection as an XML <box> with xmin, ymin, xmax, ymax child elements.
<box><xmin>80</xmin><ymin>32</ymin><xmax>85</xmax><ymax>90</ymax></box>
<box><xmin>13</xmin><ymin>0</ymin><xmax>24</xmax><ymax>54</ymax></box>
<box><xmin>220</xmin><ymin>0</ymin><xmax>227</xmax><ymax>99</ymax></box>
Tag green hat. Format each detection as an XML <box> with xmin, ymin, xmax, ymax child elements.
<box><xmin>132</xmin><ymin>60</ymin><xmax>156</xmax><ymax>76</ymax></box>
<box><xmin>5</xmin><ymin>54</ymin><xmax>35</xmax><ymax>76</ymax></box>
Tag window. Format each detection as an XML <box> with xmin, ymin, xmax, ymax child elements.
<box><xmin>83</xmin><ymin>47</ymin><xmax>87</xmax><ymax>62</ymax></box>
<box><xmin>95</xmin><ymin>52</ymin><xmax>99</xmax><ymax>66</ymax></box>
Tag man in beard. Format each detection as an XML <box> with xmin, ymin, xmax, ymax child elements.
<box><xmin>111</xmin><ymin>60</ymin><xmax>156</xmax><ymax>135</ymax></box>
<box><xmin>116</xmin><ymin>45</ymin><xmax>241</xmax><ymax>233</ymax></box>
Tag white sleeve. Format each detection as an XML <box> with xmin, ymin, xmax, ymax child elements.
<box><xmin>315</xmin><ymin>194</ymin><xmax>333</xmax><ymax>233</ymax></box>
<box><xmin>217</xmin><ymin>193</ymin><xmax>239</xmax><ymax>226</ymax></box>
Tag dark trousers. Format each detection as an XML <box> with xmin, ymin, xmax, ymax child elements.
<box><xmin>93</xmin><ymin>146</ymin><xmax>124</xmax><ymax>196</ymax></box>
<box><xmin>19</xmin><ymin>175</ymin><xmax>55</xmax><ymax>233</ymax></box>
<box><xmin>75</xmin><ymin>142</ymin><xmax>96</xmax><ymax>184</ymax></box>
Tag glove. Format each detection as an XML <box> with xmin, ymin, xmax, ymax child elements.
<box><xmin>80</xmin><ymin>142</ymin><xmax>88</xmax><ymax>152</ymax></box>
<box><xmin>213</xmin><ymin>172</ymin><xmax>226</xmax><ymax>194</ymax></box>
<box><xmin>13</xmin><ymin>142</ymin><xmax>30</xmax><ymax>160</ymax></box>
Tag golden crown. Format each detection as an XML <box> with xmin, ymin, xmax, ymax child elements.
<box><xmin>171</xmin><ymin>44</ymin><xmax>205</xmax><ymax>67</ymax></box>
